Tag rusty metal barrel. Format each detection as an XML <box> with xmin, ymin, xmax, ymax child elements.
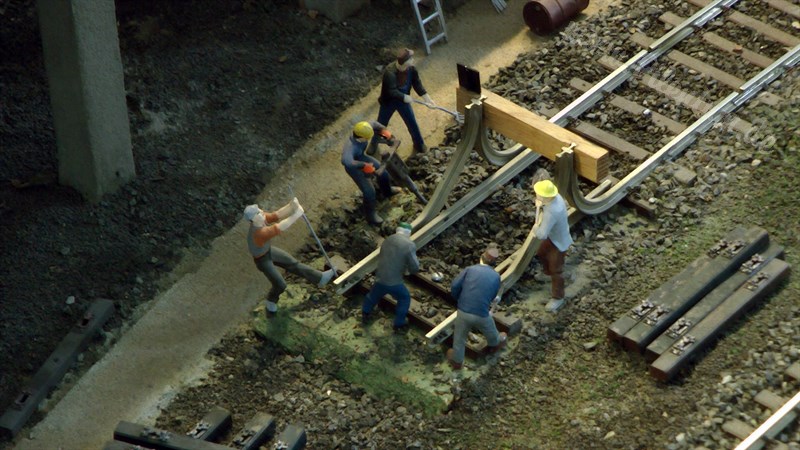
<box><xmin>523</xmin><ymin>0</ymin><xmax>589</xmax><ymax>35</ymax></box>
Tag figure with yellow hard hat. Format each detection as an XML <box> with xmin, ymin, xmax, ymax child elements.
<box><xmin>532</xmin><ymin>179</ymin><xmax>573</xmax><ymax>312</ymax></box>
<box><xmin>341</xmin><ymin>121</ymin><xmax>397</xmax><ymax>225</ymax></box>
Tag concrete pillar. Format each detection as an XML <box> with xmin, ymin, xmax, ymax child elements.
<box><xmin>37</xmin><ymin>0</ymin><xmax>135</xmax><ymax>202</ymax></box>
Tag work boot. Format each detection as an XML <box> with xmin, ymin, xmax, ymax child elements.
<box><xmin>545</xmin><ymin>298</ymin><xmax>565</xmax><ymax>313</ymax></box>
<box><xmin>446</xmin><ymin>348</ymin><xmax>463</xmax><ymax>370</ymax></box>
<box><xmin>487</xmin><ymin>332</ymin><xmax>508</xmax><ymax>354</ymax></box>
<box><xmin>318</xmin><ymin>269</ymin><xmax>335</xmax><ymax>287</ymax></box>
<box><xmin>361</xmin><ymin>311</ymin><xmax>373</xmax><ymax>325</ymax></box>
<box><xmin>265</xmin><ymin>300</ymin><xmax>278</xmax><ymax>317</ymax></box>
<box><xmin>366</xmin><ymin>209</ymin><xmax>384</xmax><ymax>225</ymax></box>
<box><xmin>392</xmin><ymin>321</ymin><xmax>409</xmax><ymax>333</ymax></box>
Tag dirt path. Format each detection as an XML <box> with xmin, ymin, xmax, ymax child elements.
<box><xmin>10</xmin><ymin>2</ymin><xmax>617</xmax><ymax>448</ymax></box>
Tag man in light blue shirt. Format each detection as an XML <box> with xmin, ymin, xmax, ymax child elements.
<box><xmin>533</xmin><ymin>179</ymin><xmax>573</xmax><ymax>312</ymax></box>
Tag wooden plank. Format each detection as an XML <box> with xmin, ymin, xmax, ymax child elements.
<box><xmin>570</xmin><ymin>77</ymin><xmax>688</xmax><ymax>134</ymax></box>
<box><xmin>622</xmin><ymin>227</ymin><xmax>770</xmax><ymax>353</ymax></box>
<box><xmin>688</xmin><ymin>0</ymin><xmax>800</xmax><ymax>46</ymax></box>
<box><xmin>456</xmin><ymin>86</ymin><xmax>609</xmax><ymax>182</ymax></box>
<box><xmin>608</xmin><ymin>227</ymin><xmax>757</xmax><ymax>343</ymax></box>
<box><xmin>660</xmin><ymin>12</ymin><xmax>775</xmax><ymax>68</ymax></box>
<box><xmin>645</xmin><ymin>243</ymin><xmax>783</xmax><ymax>361</ymax></box>
<box><xmin>630</xmin><ymin>32</ymin><xmax>784</xmax><ymax>105</ymax></box>
<box><xmin>650</xmin><ymin>258</ymin><xmax>791</xmax><ymax>382</ymax></box>
<box><xmin>599</xmin><ymin>55</ymin><xmax>754</xmax><ymax>135</ymax></box>
<box><xmin>786</xmin><ymin>361</ymin><xmax>800</xmax><ymax>381</ymax></box>
<box><xmin>723</xmin><ymin>419</ymin><xmax>757</xmax><ymax>440</ymax></box>
<box><xmin>570</xmin><ymin>121</ymin><xmax>651</xmax><ymax>161</ymax></box>
<box><xmin>765</xmin><ymin>0</ymin><xmax>800</xmax><ymax>20</ymax></box>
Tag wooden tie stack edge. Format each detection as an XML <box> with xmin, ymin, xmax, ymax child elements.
<box><xmin>607</xmin><ymin>226</ymin><xmax>791</xmax><ymax>382</ymax></box>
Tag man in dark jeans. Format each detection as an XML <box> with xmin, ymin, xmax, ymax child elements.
<box><xmin>377</xmin><ymin>48</ymin><xmax>435</xmax><ymax>153</ymax></box>
<box><xmin>361</xmin><ymin>222</ymin><xmax>420</xmax><ymax>331</ymax></box>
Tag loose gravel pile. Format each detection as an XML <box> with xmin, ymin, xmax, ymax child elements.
<box><xmin>158</xmin><ymin>1</ymin><xmax>799</xmax><ymax>448</ymax></box>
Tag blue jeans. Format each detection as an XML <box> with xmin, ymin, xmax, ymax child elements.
<box><xmin>378</xmin><ymin>101</ymin><xmax>424</xmax><ymax>149</ymax></box>
<box><xmin>344</xmin><ymin>163</ymin><xmax>392</xmax><ymax>212</ymax></box>
<box><xmin>451</xmin><ymin>310</ymin><xmax>501</xmax><ymax>364</ymax></box>
<box><xmin>362</xmin><ymin>282</ymin><xmax>411</xmax><ymax>328</ymax></box>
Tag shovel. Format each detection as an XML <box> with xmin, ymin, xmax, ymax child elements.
<box><xmin>412</xmin><ymin>100</ymin><xmax>464</xmax><ymax>124</ymax></box>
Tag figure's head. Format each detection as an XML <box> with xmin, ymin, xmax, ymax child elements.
<box><xmin>480</xmin><ymin>247</ymin><xmax>499</xmax><ymax>266</ymax></box>
<box><xmin>243</xmin><ymin>204</ymin><xmax>265</xmax><ymax>227</ymax></box>
<box><xmin>397</xmin><ymin>48</ymin><xmax>414</xmax><ymax>71</ymax></box>
<box><xmin>533</xmin><ymin>179</ymin><xmax>558</xmax><ymax>204</ymax></box>
<box><xmin>353</xmin><ymin>121</ymin><xmax>374</xmax><ymax>142</ymax></box>
<box><xmin>396</xmin><ymin>222</ymin><xmax>413</xmax><ymax>236</ymax></box>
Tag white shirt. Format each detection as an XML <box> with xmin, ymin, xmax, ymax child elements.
<box><xmin>534</xmin><ymin>195</ymin><xmax>573</xmax><ymax>252</ymax></box>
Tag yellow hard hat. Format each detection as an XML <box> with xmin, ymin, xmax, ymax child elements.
<box><xmin>533</xmin><ymin>179</ymin><xmax>558</xmax><ymax>198</ymax></box>
<box><xmin>353</xmin><ymin>121</ymin><xmax>374</xmax><ymax>140</ymax></box>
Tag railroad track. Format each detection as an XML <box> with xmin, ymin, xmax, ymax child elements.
<box><xmin>725</xmin><ymin>362</ymin><xmax>800</xmax><ymax>450</ymax></box>
<box><xmin>332</xmin><ymin>0</ymin><xmax>798</xmax><ymax>352</ymax></box>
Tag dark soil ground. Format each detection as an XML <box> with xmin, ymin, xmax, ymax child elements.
<box><xmin>0</xmin><ymin>0</ymin><xmax>460</xmax><ymax>434</ymax></box>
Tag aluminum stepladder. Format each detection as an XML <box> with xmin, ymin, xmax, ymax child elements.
<box><xmin>410</xmin><ymin>0</ymin><xmax>448</xmax><ymax>54</ymax></box>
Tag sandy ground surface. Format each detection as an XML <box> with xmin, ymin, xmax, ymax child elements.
<box><xmin>11</xmin><ymin>1</ymin><xmax>620</xmax><ymax>448</ymax></box>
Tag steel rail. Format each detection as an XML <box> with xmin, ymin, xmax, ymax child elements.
<box><xmin>549</xmin><ymin>0</ymin><xmax>739</xmax><ymax>126</ymax></box>
<box><xmin>734</xmin><ymin>390</ymin><xmax>800</xmax><ymax>450</ymax></box>
<box><xmin>563</xmin><ymin>43</ymin><xmax>800</xmax><ymax>216</ymax></box>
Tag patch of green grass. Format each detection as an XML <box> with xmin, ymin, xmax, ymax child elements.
<box><xmin>252</xmin><ymin>313</ymin><xmax>445</xmax><ymax>417</ymax></box>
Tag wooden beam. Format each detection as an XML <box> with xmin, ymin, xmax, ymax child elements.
<box><xmin>456</xmin><ymin>86</ymin><xmax>609</xmax><ymax>182</ymax></box>
<box><xmin>765</xmin><ymin>0</ymin><xmax>800</xmax><ymax>19</ymax></box>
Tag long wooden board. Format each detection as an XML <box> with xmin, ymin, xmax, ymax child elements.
<box><xmin>456</xmin><ymin>86</ymin><xmax>609</xmax><ymax>182</ymax></box>
<box><xmin>630</xmin><ymin>32</ymin><xmax>784</xmax><ymax>105</ymax></box>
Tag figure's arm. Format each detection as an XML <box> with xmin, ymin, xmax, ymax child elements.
<box><xmin>451</xmin><ymin>269</ymin><xmax>466</xmax><ymax>299</ymax></box>
<box><xmin>252</xmin><ymin>223</ymin><xmax>281</xmax><ymax>247</ymax></box>
<box><xmin>383</xmin><ymin>70</ymin><xmax>405</xmax><ymax>102</ymax></box>
<box><xmin>411</xmin><ymin>68</ymin><xmax>427</xmax><ymax>97</ymax></box>
<box><xmin>406</xmin><ymin>247</ymin><xmax>420</xmax><ymax>275</ymax></box>
<box><xmin>342</xmin><ymin>141</ymin><xmax>366</xmax><ymax>170</ymax></box>
<box><xmin>534</xmin><ymin>207</ymin><xmax>555</xmax><ymax>240</ymax></box>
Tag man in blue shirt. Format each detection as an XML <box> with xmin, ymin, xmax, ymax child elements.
<box><xmin>446</xmin><ymin>247</ymin><xmax>507</xmax><ymax>370</ymax></box>
<box><xmin>341</xmin><ymin>121</ymin><xmax>395</xmax><ymax>225</ymax></box>
<box><xmin>533</xmin><ymin>179</ymin><xmax>574</xmax><ymax>312</ymax></box>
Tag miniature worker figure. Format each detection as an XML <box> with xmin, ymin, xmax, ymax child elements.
<box><xmin>342</xmin><ymin>121</ymin><xmax>396</xmax><ymax>225</ymax></box>
<box><xmin>447</xmin><ymin>247</ymin><xmax>508</xmax><ymax>370</ymax></box>
<box><xmin>532</xmin><ymin>179</ymin><xmax>574</xmax><ymax>313</ymax></box>
<box><xmin>243</xmin><ymin>201</ymin><xmax>335</xmax><ymax>316</ymax></box>
<box><xmin>361</xmin><ymin>222</ymin><xmax>420</xmax><ymax>331</ymax></box>
<box><xmin>377</xmin><ymin>48</ymin><xmax>434</xmax><ymax>153</ymax></box>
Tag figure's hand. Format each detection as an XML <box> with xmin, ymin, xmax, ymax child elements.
<box><xmin>423</xmin><ymin>93</ymin><xmax>435</xmax><ymax>106</ymax></box>
<box><xmin>403</xmin><ymin>94</ymin><xmax>412</xmax><ymax>104</ymax></box>
<box><xmin>535</xmin><ymin>198</ymin><xmax>543</xmax><ymax>208</ymax></box>
<box><xmin>292</xmin><ymin>197</ymin><xmax>301</xmax><ymax>210</ymax></box>
<box><xmin>362</xmin><ymin>163</ymin><xmax>376</xmax><ymax>174</ymax></box>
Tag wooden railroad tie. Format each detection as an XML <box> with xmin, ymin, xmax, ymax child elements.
<box><xmin>607</xmin><ymin>226</ymin><xmax>768</xmax><ymax>343</ymax></box>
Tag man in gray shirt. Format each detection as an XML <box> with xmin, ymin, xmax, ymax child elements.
<box><xmin>533</xmin><ymin>179</ymin><xmax>574</xmax><ymax>312</ymax></box>
<box><xmin>362</xmin><ymin>222</ymin><xmax>420</xmax><ymax>330</ymax></box>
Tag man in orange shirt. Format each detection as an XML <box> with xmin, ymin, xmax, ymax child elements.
<box><xmin>243</xmin><ymin>200</ymin><xmax>335</xmax><ymax>315</ymax></box>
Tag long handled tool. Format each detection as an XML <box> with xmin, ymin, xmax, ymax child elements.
<box><xmin>491</xmin><ymin>0</ymin><xmax>507</xmax><ymax>13</ymax></box>
<box><xmin>288</xmin><ymin>187</ymin><xmax>336</xmax><ymax>272</ymax></box>
<box><xmin>412</xmin><ymin>99</ymin><xmax>464</xmax><ymax>124</ymax></box>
